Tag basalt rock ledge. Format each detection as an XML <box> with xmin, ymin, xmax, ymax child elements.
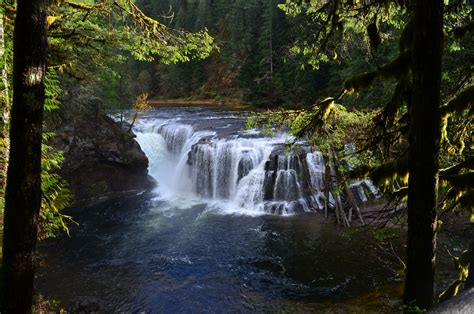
<box><xmin>52</xmin><ymin>111</ymin><xmax>153</xmax><ymax>204</ymax></box>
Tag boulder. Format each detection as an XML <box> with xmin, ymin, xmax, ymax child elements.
<box><xmin>52</xmin><ymin>112</ymin><xmax>153</xmax><ymax>204</ymax></box>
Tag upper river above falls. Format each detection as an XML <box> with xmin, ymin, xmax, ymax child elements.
<box><xmin>36</xmin><ymin>107</ymin><xmax>404</xmax><ymax>312</ymax></box>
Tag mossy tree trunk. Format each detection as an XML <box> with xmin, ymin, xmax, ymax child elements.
<box><xmin>1</xmin><ymin>0</ymin><xmax>48</xmax><ymax>312</ymax></box>
<box><xmin>403</xmin><ymin>0</ymin><xmax>443</xmax><ymax>310</ymax></box>
<box><xmin>0</xmin><ymin>10</ymin><xmax>9</xmax><ymax>197</ymax></box>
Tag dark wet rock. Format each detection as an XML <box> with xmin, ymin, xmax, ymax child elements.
<box><xmin>237</xmin><ymin>151</ymin><xmax>254</xmax><ymax>181</ymax></box>
<box><xmin>51</xmin><ymin>112</ymin><xmax>153</xmax><ymax>204</ymax></box>
<box><xmin>187</xmin><ymin>137</ymin><xmax>213</xmax><ymax>166</ymax></box>
<box><xmin>250</xmin><ymin>258</ymin><xmax>284</xmax><ymax>273</ymax></box>
<box><xmin>263</xmin><ymin>170</ymin><xmax>276</xmax><ymax>200</ymax></box>
<box><xmin>262</xmin><ymin>145</ymin><xmax>313</xmax><ymax>202</ymax></box>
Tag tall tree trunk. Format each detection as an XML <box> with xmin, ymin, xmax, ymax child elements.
<box><xmin>1</xmin><ymin>0</ymin><xmax>47</xmax><ymax>312</ymax></box>
<box><xmin>404</xmin><ymin>0</ymin><xmax>443</xmax><ymax>310</ymax></box>
<box><xmin>0</xmin><ymin>10</ymin><xmax>9</xmax><ymax>196</ymax></box>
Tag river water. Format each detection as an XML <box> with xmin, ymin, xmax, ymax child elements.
<box><xmin>36</xmin><ymin>107</ymin><xmax>404</xmax><ymax>312</ymax></box>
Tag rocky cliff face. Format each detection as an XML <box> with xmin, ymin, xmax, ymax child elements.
<box><xmin>52</xmin><ymin>112</ymin><xmax>153</xmax><ymax>203</ymax></box>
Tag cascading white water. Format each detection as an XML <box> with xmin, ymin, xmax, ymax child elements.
<box><xmin>188</xmin><ymin>139</ymin><xmax>269</xmax><ymax>200</ymax></box>
<box><xmin>130</xmin><ymin>108</ymin><xmax>380</xmax><ymax>215</ymax></box>
<box><xmin>159</xmin><ymin>124</ymin><xmax>193</xmax><ymax>154</ymax></box>
<box><xmin>133</xmin><ymin>115</ymin><xmax>329</xmax><ymax>215</ymax></box>
<box><xmin>306</xmin><ymin>152</ymin><xmax>326</xmax><ymax>209</ymax></box>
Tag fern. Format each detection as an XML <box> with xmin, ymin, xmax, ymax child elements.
<box><xmin>39</xmin><ymin>70</ymin><xmax>76</xmax><ymax>239</ymax></box>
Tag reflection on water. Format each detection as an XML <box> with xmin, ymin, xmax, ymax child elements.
<box><xmin>36</xmin><ymin>192</ymin><xmax>404</xmax><ymax>312</ymax></box>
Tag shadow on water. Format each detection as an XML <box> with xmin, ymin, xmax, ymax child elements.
<box><xmin>36</xmin><ymin>192</ymin><xmax>405</xmax><ymax>312</ymax></box>
<box><xmin>36</xmin><ymin>107</ymin><xmax>412</xmax><ymax>312</ymax></box>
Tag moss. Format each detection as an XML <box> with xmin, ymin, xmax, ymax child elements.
<box><xmin>369</xmin><ymin>158</ymin><xmax>409</xmax><ymax>188</ymax></box>
<box><xmin>64</xmin><ymin>1</ymin><xmax>103</xmax><ymax>11</ymax></box>
<box><xmin>441</xmin><ymin>85</ymin><xmax>474</xmax><ymax>117</ymax></box>
<box><xmin>441</xmin><ymin>114</ymin><xmax>450</xmax><ymax>144</ymax></box>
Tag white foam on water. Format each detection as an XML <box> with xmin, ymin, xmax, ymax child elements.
<box><xmin>133</xmin><ymin>117</ymin><xmax>333</xmax><ymax>216</ymax></box>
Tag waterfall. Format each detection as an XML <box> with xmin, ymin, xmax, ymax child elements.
<box><xmin>306</xmin><ymin>152</ymin><xmax>326</xmax><ymax>209</ymax></box>
<box><xmin>133</xmin><ymin>114</ymin><xmax>379</xmax><ymax>215</ymax></box>
<box><xmin>187</xmin><ymin>139</ymin><xmax>267</xmax><ymax>200</ymax></box>
<box><xmin>159</xmin><ymin>124</ymin><xmax>193</xmax><ymax>154</ymax></box>
<box><xmin>350</xmin><ymin>180</ymin><xmax>381</xmax><ymax>203</ymax></box>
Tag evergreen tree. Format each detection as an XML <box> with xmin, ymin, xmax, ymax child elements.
<box><xmin>137</xmin><ymin>0</ymin><xmax>330</xmax><ymax>106</ymax></box>
<box><xmin>1</xmin><ymin>0</ymin><xmax>48</xmax><ymax>312</ymax></box>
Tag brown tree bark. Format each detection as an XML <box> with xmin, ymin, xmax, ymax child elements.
<box><xmin>1</xmin><ymin>0</ymin><xmax>48</xmax><ymax>312</ymax></box>
<box><xmin>403</xmin><ymin>0</ymin><xmax>443</xmax><ymax>310</ymax></box>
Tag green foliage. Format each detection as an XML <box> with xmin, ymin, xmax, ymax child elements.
<box><xmin>41</xmin><ymin>70</ymin><xmax>75</xmax><ymax>238</ymax></box>
<box><xmin>276</xmin><ymin>0</ymin><xmax>474</xmax><ymax>221</ymax></box>
<box><xmin>46</xmin><ymin>0</ymin><xmax>216</xmax><ymax>112</ymax></box>
<box><xmin>246</xmin><ymin>104</ymin><xmax>379</xmax><ymax>179</ymax></box>
<box><xmin>48</xmin><ymin>0</ymin><xmax>215</xmax><ymax>64</ymax></box>
<box><xmin>0</xmin><ymin>9</ymin><xmax>75</xmax><ymax>238</ymax></box>
<box><xmin>278</xmin><ymin>0</ymin><xmax>407</xmax><ymax>70</ymax></box>
<box><xmin>40</xmin><ymin>134</ymin><xmax>75</xmax><ymax>239</ymax></box>
<box><xmin>121</xmin><ymin>0</ymin><xmax>412</xmax><ymax>108</ymax></box>
<box><xmin>403</xmin><ymin>303</ymin><xmax>426</xmax><ymax>313</ymax></box>
<box><xmin>44</xmin><ymin>71</ymin><xmax>62</xmax><ymax>111</ymax></box>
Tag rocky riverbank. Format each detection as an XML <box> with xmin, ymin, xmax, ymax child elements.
<box><xmin>51</xmin><ymin>111</ymin><xmax>153</xmax><ymax>204</ymax></box>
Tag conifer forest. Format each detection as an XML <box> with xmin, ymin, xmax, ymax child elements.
<box><xmin>0</xmin><ymin>0</ymin><xmax>473</xmax><ymax>312</ymax></box>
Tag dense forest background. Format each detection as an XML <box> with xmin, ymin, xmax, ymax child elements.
<box><xmin>111</xmin><ymin>0</ymin><xmax>391</xmax><ymax>108</ymax></box>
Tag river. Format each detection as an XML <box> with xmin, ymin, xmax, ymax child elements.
<box><xmin>36</xmin><ymin>107</ymin><xmax>404</xmax><ymax>312</ymax></box>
